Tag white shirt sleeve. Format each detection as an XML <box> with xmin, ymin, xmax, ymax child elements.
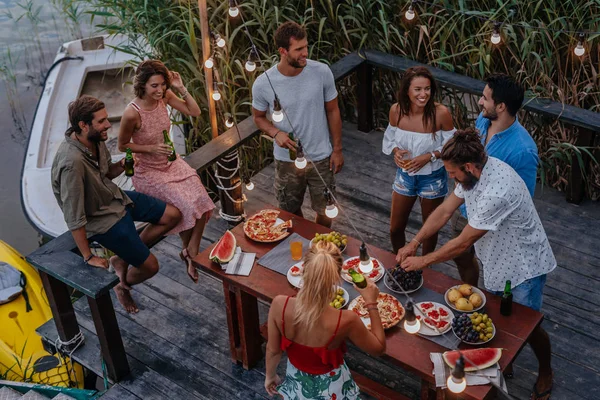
<box><xmin>251</xmin><ymin>77</ymin><xmax>269</xmax><ymax>112</ymax></box>
<box><xmin>322</xmin><ymin>66</ymin><xmax>338</xmax><ymax>102</ymax></box>
<box><xmin>469</xmin><ymin>195</ymin><xmax>515</xmax><ymax>231</ymax></box>
<box><xmin>435</xmin><ymin>128</ymin><xmax>457</xmax><ymax>152</ymax></box>
<box><xmin>382</xmin><ymin>124</ymin><xmax>397</xmax><ymax>155</ymax></box>
<box><xmin>454</xmin><ymin>183</ymin><xmax>465</xmax><ymax>199</ymax></box>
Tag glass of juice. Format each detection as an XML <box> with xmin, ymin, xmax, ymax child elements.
<box><xmin>290</xmin><ymin>240</ymin><xmax>303</xmax><ymax>261</ymax></box>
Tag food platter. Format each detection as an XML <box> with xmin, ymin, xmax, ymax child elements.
<box><xmin>383</xmin><ymin>266</ymin><xmax>423</xmax><ymax>294</ymax></box>
<box><xmin>348</xmin><ymin>293</ymin><xmax>404</xmax><ymax>330</ymax></box>
<box><xmin>341</xmin><ymin>257</ymin><xmax>384</xmax><ymax>283</ymax></box>
<box><xmin>451</xmin><ymin>312</ymin><xmax>496</xmax><ymax>345</ymax></box>
<box><xmin>243</xmin><ymin>209</ymin><xmax>292</xmax><ymax>243</ymax></box>
<box><xmin>413</xmin><ymin>301</ymin><xmax>455</xmax><ymax>336</ymax></box>
<box><xmin>444</xmin><ymin>284</ymin><xmax>487</xmax><ymax>313</ymax></box>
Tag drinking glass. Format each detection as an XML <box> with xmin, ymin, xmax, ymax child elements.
<box><xmin>290</xmin><ymin>240</ymin><xmax>303</xmax><ymax>261</ymax></box>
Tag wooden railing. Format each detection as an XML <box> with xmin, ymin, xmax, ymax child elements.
<box><xmin>27</xmin><ymin>49</ymin><xmax>597</xmax><ymax>384</ymax></box>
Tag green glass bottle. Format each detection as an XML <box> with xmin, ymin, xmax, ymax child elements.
<box><xmin>500</xmin><ymin>280</ymin><xmax>513</xmax><ymax>316</ymax></box>
<box><xmin>288</xmin><ymin>132</ymin><xmax>297</xmax><ymax>161</ymax></box>
<box><xmin>348</xmin><ymin>268</ymin><xmax>367</xmax><ymax>289</ymax></box>
<box><xmin>163</xmin><ymin>130</ymin><xmax>177</xmax><ymax>162</ymax></box>
<box><xmin>124</xmin><ymin>148</ymin><xmax>134</xmax><ymax>177</ymax></box>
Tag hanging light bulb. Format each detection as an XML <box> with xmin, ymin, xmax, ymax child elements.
<box><xmin>245</xmin><ymin>60</ymin><xmax>256</xmax><ymax>72</ymax></box>
<box><xmin>204</xmin><ymin>56</ymin><xmax>214</xmax><ymax>69</ymax></box>
<box><xmin>403</xmin><ymin>300</ymin><xmax>421</xmax><ymax>334</ymax></box>
<box><xmin>405</xmin><ymin>4</ymin><xmax>415</xmax><ymax>21</ymax></box>
<box><xmin>490</xmin><ymin>22</ymin><xmax>502</xmax><ymax>45</ymax></box>
<box><xmin>212</xmin><ymin>82</ymin><xmax>221</xmax><ymax>101</ymax></box>
<box><xmin>324</xmin><ymin>188</ymin><xmax>339</xmax><ymax>219</ymax></box>
<box><xmin>294</xmin><ymin>140</ymin><xmax>307</xmax><ymax>169</ymax></box>
<box><xmin>447</xmin><ymin>354</ymin><xmax>467</xmax><ymax>394</ymax></box>
<box><xmin>214</xmin><ymin>32</ymin><xmax>226</xmax><ymax>48</ymax></box>
<box><xmin>272</xmin><ymin>98</ymin><xmax>284</xmax><ymax>122</ymax></box>
<box><xmin>225</xmin><ymin>115</ymin><xmax>235</xmax><ymax>128</ymax></box>
<box><xmin>244</xmin><ymin>177</ymin><xmax>254</xmax><ymax>191</ymax></box>
<box><xmin>358</xmin><ymin>242</ymin><xmax>374</xmax><ymax>274</ymax></box>
<box><xmin>574</xmin><ymin>33</ymin><xmax>586</xmax><ymax>57</ymax></box>
<box><xmin>228</xmin><ymin>0</ymin><xmax>239</xmax><ymax>17</ymax></box>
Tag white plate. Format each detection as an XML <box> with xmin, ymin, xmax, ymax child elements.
<box><xmin>451</xmin><ymin>313</ymin><xmax>496</xmax><ymax>345</ymax></box>
<box><xmin>273</xmin><ymin>218</ymin><xmax>284</xmax><ymax>227</ymax></box>
<box><xmin>286</xmin><ymin>261</ymin><xmax>304</xmax><ymax>289</ymax></box>
<box><xmin>414</xmin><ymin>302</ymin><xmax>454</xmax><ymax>336</ymax></box>
<box><xmin>341</xmin><ymin>256</ymin><xmax>384</xmax><ymax>284</ymax></box>
<box><xmin>444</xmin><ymin>285</ymin><xmax>487</xmax><ymax>312</ymax></box>
<box><xmin>383</xmin><ymin>270</ymin><xmax>423</xmax><ymax>294</ymax></box>
<box><xmin>332</xmin><ymin>286</ymin><xmax>350</xmax><ymax>309</ymax></box>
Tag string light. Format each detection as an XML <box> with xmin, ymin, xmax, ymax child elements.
<box><xmin>272</xmin><ymin>98</ymin><xmax>284</xmax><ymax>122</ymax></box>
<box><xmin>212</xmin><ymin>82</ymin><xmax>221</xmax><ymax>101</ymax></box>
<box><xmin>294</xmin><ymin>140</ymin><xmax>307</xmax><ymax>169</ymax></box>
<box><xmin>405</xmin><ymin>0</ymin><xmax>416</xmax><ymax>21</ymax></box>
<box><xmin>245</xmin><ymin>47</ymin><xmax>258</xmax><ymax>72</ymax></box>
<box><xmin>324</xmin><ymin>188</ymin><xmax>339</xmax><ymax>219</ymax></box>
<box><xmin>574</xmin><ymin>33</ymin><xmax>586</xmax><ymax>56</ymax></box>
<box><xmin>204</xmin><ymin>56</ymin><xmax>214</xmax><ymax>69</ymax></box>
<box><xmin>403</xmin><ymin>300</ymin><xmax>421</xmax><ymax>334</ymax></box>
<box><xmin>244</xmin><ymin>177</ymin><xmax>254</xmax><ymax>191</ymax></box>
<box><xmin>228</xmin><ymin>0</ymin><xmax>239</xmax><ymax>18</ymax></box>
<box><xmin>491</xmin><ymin>22</ymin><xmax>502</xmax><ymax>45</ymax></box>
<box><xmin>212</xmin><ymin>31</ymin><xmax>226</xmax><ymax>48</ymax></box>
<box><xmin>447</xmin><ymin>354</ymin><xmax>467</xmax><ymax>394</ymax></box>
<box><xmin>225</xmin><ymin>115</ymin><xmax>234</xmax><ymax>128</ymax></box>
<box><xmin>358</xmin><ymin>242</ymin><xmax>374</xmax><ymax>274</ymax></box>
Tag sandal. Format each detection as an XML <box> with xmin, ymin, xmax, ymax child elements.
<box><xmin>530</xmin><ymin>373</ymin><xmax>553</xmax><ymax>400</ymax></box>
<box><xmin>179</xmin><ymin>249</ymin><xmax>199</xmax><ymax>284</ymax></box>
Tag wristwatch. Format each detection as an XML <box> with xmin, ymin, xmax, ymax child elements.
<box><xmin>430</xmin><ymin>152</ymin><xmax>437</xmax><ymax>162</ymax></box>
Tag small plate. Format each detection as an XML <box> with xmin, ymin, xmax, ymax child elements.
<box><xmin>341</xmin><ymin>256</ymin><xmax>384</xmax><ymax>283</ymax></box>
<box><xmin>444</xmin><ymin>285</ymin><xmax>487</xmax><ymax>313</ymax></box>
<box><xmin>451</xmin><ymin>314</ymin><xmax>496</xmax><ymax>345</ymax></box>
<box><xmin>331</xmin><ymin>286</ymin><xmax>350</xmax><ymax>309</ymax></box>
<box><xmin>383</xmin><ymin>271</ymin><xmax>423</xmax><ymax>294</ymax></box>
<box><xmin>286</xmin><ymin>262</ymin><xmax>304</xmax><ymax>289</ymax></box>
<box><xmin>309</xmin><ymin>238</ymin><xmax>346</xmax><ymax>253</ymax></box>
<box><xmin>413</xmin><ymin>302</ymin><xmax>454</xmax><ymax>336</ymax></box>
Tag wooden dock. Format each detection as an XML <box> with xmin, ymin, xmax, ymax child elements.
<box><xmin>38</xmin><ymin>122</ymin><xmax>600</xmax><ymax>399</ymax></box>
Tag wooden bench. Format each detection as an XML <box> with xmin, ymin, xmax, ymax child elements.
<box><xmin>26</xmin><ymin>232</ymin><xmax>129</xmax><ymax>382</ymax></box>
<box><xmin>259</xmin><ymin>322</ymin><xmax>410</xmax><ymax>400</ymax></box>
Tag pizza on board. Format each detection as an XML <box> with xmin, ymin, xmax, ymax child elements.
<box><xmin>351</xmin><ymin>293</ymin><xmax>405</xmax><ymax>329</ymax></box>
<box><xmin>243</xmin><ymin>209</ymin><xmax>293</xmax><ymax>242</ymax></box>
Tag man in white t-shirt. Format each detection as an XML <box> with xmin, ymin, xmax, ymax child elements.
<box><xmin>396</xmin><ymin>129</ymin><xmax>555</xmax><ymax>400</ymax></box>
<box><xmin>252</xmin><ymin>21</ymin><xmax>343</xmax><ymax>228</ymax></box>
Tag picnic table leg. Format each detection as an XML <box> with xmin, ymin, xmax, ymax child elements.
<box><xmin>420</xmin><ymin>379</ymin><xmax>443</xmax><ymax>400</ymax></box>
<box><xmin>223</xmin><ymin>281</ymin><xmax>262</xmax><ymax>369</ymax></box>
<box><xmin>88</xmin><ymin>293</ymin><xmax>130</xmax><ymax>381</ymax></box>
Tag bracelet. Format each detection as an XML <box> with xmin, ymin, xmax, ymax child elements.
<box><xmin>411</xmin><ymin>238</ymin><xmax>421</xmax><ymax>246</ymax></box>
<box><xmin>273</xmin><ymin>130</ymin><xmax>282</xmax><ymax>138</ymax></box>
<box><xmin>179</xmin><ymin>88</ymin><xmax>189</xmax><ymax>98</ymax></box>
<box><xmin>84</xmin><ymin>254</ymin><xmax>94</xmax><ymax>264</ymax></box>
<box><xmin>367</xmin><ymin>306</ymin><xmax>379</xmax><ymax>312</ymax></box>
<box><xmin>364</xmin><ymin>302</ymin><xmax>378</xmax><ymax>307</ymax></box>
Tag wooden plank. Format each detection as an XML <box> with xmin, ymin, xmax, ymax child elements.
<box><xmin>567</xmin><ymin>128</ymin><xmax>595</xmax><ymax>204</ymax></box>
<box><xmin>38</xmin><ymin>272</ymin><xmax>81</xmax><ymax>350</ymax></box>
<box><xmin>88</xmin><ymin>294</ymin><xmax>130</xmax><ymax>382</ymax></box>
<box><xmin>330</xmin><ymin>51</ymin><xmax>366</xmax><ymax>81</ymax></box>
<box><xmin>99</xmin><ymin>384</ymin><xmax>141</xmax><ymax>400</ymax></box>
<box><xmin>363</xmin><ymin>49</ymin><xmax>600</xmax><ymax>134</ymax></box>
<box><xmin>28</xmin><ymin>240</ymin><xmax>119</xmax><ymax>299</ymax></box>
<box><xmin>351</xmin><ymin>370</ymin><xmax>411</xmax><ymax>400</ymax></box>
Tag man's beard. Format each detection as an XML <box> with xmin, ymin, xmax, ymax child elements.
<box><xmin>481</xmin><ymin>106</ymin><xmax>498</xmax><ymax>121</ymax></box>
<box><xmin>458</xmin><ymin>170</ymin><xmax>479</xmax><ymax>190</ymax></box>
<box><xmin>87</xmin><ymin>126</ymin><xmax>107</xmax><ymax>142</ymax></box>
<box><xmin>287</xmin><ymin>55</ymin><xmax>305</xmax><ymax>69</ymax></box>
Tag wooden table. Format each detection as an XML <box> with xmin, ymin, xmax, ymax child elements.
<box><xmin>193</xmin><ymin>208</ymin><xmax>543</xmax><ymax>400</ymax></box>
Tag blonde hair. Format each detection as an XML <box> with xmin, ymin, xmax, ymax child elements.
<box><xmin>294</xmin><ymin>241</ymin><xmax>343</xmax><ymax>331</ymax></box>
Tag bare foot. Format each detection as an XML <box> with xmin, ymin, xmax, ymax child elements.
<box><xmin>111</xmin><ymin>256</ymin><xmax>131</xmax><ymax>290</ymax></box>
<box><xmin>114</xmin><ymin>284</ymin><xmax>139</xmax><ymax>314</ymax></box>
<box><xmin>180</xmin><ymin>249</ymin><xmax>198</xmax><ymax>284</ymax></box>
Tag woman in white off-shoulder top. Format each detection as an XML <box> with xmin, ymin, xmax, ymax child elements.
<box><xmin>382</xmin><ymin>66</ymin><xmax>456</xmax><ymax>254</ymax></box>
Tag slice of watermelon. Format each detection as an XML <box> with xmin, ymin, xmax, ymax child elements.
<box><xmin>209</xmin><ymin>230</ymin><xmax>236</xmax><ymax>263</ymax></box>
<box><xmin>442</xmin><ymin>348</ymin><xmax>503</xmax><ymax>372</ymax></box>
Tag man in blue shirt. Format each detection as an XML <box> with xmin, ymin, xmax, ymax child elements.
<box><xmin>452</xmin><ymin>74</ymin><xmax>539</xmax><ymax>286</ymax></box>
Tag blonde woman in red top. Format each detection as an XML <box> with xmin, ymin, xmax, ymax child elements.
<box><xmin>265</xmin><ymin>241</ymin><xmax>386</xmax><ymax>399</ymax></box>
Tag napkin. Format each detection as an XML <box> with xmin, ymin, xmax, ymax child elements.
<box><xmin>223</xmin><ymin>247</ymin><xmax>256</xmax><ymax>276</ymax></box>
<box><xmin>430</xmin><ymin>352</ymin><xmax>508</xmax><ymax>394</ymax></box>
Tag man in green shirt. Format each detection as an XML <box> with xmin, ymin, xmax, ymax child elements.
<box><xmin>52</xmin><ymin>95</ymin><xmax>181</xmax><ymax>313</ymax></box>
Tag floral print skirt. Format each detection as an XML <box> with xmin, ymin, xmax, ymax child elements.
<box><xmin>277</xmin><ymin>359</ymin><xmax>361</xmax><ymax>400</ymax></box>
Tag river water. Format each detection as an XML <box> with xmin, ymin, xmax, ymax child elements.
<box><xmin>0</xmin><ymin>0</ymin><xmax>91</xmax><ymax>254</ymax></box>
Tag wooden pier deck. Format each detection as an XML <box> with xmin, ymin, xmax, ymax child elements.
<box><xmin>38</xmin><ymin>122</ymin><xmax>600</xmax><ymax>399</ymax></box>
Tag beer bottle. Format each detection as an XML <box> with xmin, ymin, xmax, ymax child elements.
<box><xmin>163</xmin><ymin>130</ymin><xmax>177</xmax><ymax>162</ymax></box>
<box><xmin>124</xmin><ymin>148</ymin><xmax>134</xmax><ymax>177</ymax></box>
<box><xmin>348</xmin><ymin>268</ymin><xmax>367</xmax><ymax>289</ymax></box>
<box><xmin>288</xmin><ymin>132</ymin><xmax>297</xmax><ymax>161</ymax></box>
<box><xmin>500</xmin><ymin>280</ymin><xmax>513</xmax><ymax>316</ymax></box>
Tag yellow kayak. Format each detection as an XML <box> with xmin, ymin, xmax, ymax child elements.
<box><xmin>0</xmin><ymin>240</ymin><xmax>83</xmax><ymax>387</ymax></box>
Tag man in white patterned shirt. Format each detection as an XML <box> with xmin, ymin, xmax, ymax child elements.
<box><xmin>396</xmin><ymin>128</ymin><xmax>555</xmax><ymax>400</ymax></box>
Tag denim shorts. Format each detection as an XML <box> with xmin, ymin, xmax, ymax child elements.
<box><xmin>492</xmin><ymin>274</ymin><xmax>547</xmax><ymax>311</ymax></box>
<box><xmin>392</xmin><ymin>167</ymin><xmax>448</xmax><ymax>199</ymax></box>
<box><xmin>90</xmin><ymin>191</ymin><xmax>166</xmax><ymax>267</ymax></box>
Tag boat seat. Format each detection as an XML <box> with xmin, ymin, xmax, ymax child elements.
<box><xmin>0</xmin><ymin>262</ymin><xmax>22</xmax><ymax>305</ymax></box>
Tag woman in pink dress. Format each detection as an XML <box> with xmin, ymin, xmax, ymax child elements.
<box><xmin>118</xmin><ymin>60</ymin><xmax>215</xmax><ymax>283</ymax></box>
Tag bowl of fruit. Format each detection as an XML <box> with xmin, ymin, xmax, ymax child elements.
<box><xmin>384</xmin><ymin>265</ymin><xmax>423</xmax><ymax>294</ymax></box>
<box><xmin>451</xmin><ymin>312</ymin><xmax>496</xmax><ymax>345</ymax></box>
<box><xmin>311</xmin><ymin>231</ymin><xmax>347</xmax><ymax>252</ymax></box>
<box><xmin>330</xmin><ymin>287</ymin><xmax>349</xmax><ymax>309</ymax></box>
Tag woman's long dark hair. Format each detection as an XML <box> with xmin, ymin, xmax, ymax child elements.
<box><xmin>395</xmin><ymin>66</ymin><xmax>438</xmax><ymax>138</ymax></box>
